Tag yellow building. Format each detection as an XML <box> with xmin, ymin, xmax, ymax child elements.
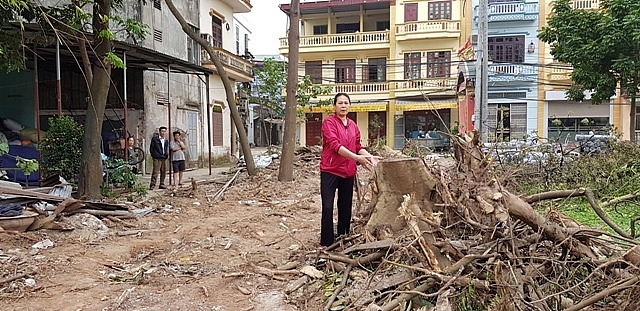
<box><xmin>538</xmin><ymin>0</ymin><xmax>631</xmax><ymax>141</ymax></box>
<box><xmin>279</xmin><ymin>0</ymin><xmax>471</xmax><ymax>147</ymax></box>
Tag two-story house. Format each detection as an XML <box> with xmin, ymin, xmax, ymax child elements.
<box><xmin>279</xmin><ymin>0</ymin><xmax>468</xmax><ymax>148</ymax></box>
<box><xmin>538</xmin><ymin>0</ymin><xmax>630</xmax><ymax>141</ymax></box>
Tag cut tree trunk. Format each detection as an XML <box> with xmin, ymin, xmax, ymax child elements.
<box><xmin>366</xmin><ymin>158</ymin><xmax>450</xmax><ymax>270</ymax></box>
<box><xmin>366</xmin><ymin>158</ymin><xmax>437</xmax><ymax>234</ymax></box>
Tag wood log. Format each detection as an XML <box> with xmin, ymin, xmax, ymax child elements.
<box><xmin>523</xmin><ymin>189</ymin><xmax>586</xmax><ymax>203</ymax></box>
<box><xmin>564</xmin><ymin>276</ymin><xmax>640</xmax><ymax>311</ymax></box>
<box><xmin>502</xmin><ymin>191</ymin><xmax>596</xmax><ymax>259</ymax></box>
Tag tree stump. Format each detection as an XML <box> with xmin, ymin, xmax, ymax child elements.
<box><xmin>366</xmin><ymin>158</ymin><xmax>438</xmax><ymax>234</ymax></box>
<box><xmin>366</xmin><ymin>158</ymin><xmax>450</xmax><ymax>270</ymax></box>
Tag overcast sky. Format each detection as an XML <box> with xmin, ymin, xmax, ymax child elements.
<box><xmin>237</xmin><ymin>0</ymin><xmax>290</xmax><ymax>56</ymax></box>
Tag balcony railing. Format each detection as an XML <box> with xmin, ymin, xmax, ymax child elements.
<box><xmin>332</xmin><ymin>82</ymin><xmax>389</xmax><ymax>94</ymax></box>
<box><xmin>548</xmin><ymin>64</ymin><xmax>573</xmax><ymax>81</ymax></box>
<box><xmin>394</xmin><ymin>78</ymin><xmax>457</xmax><ymax>92</ymax></box>
<box><xmin>280</xmin><ymin>31</ymin><xmax>389</xmax><ymax>48</ymax></box>
<box><xmin>395</xmin><ymin>21</ymin><xmax>460</xmax><ymax>36</ymax></box>
<box><xmin>480</xmin><ymin>3</ymin><xmax>539</xmax><ymax>22</ymax></box>
<box><xmin>572</xmin><ymin>0</ymin><xmax>599</xmax><ymax>9</ymax></box>
<box><xmin>488</xmin><ymin>64</ymin><xmax>537</xmax><ymax>82</ymax></box>
<box><xmin>201</xmin><ymin>47</ymin><xmax>252</xmax><ymax>77</ymax></box>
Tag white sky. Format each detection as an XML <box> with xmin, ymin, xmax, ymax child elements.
<box><xmin>237</xmin><ymin>0</ymin><xmax>290</xmax><ymax>56</ymax></box>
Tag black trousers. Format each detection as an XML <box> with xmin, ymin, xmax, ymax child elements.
<box><xmin>320</xmin><ymin>172</ymin><xmax>354</xmax><ymax>247</ymax></box>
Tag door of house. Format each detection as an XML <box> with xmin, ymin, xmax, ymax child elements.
<box><xmin>213</xmin><ymin>106</ymin><xmax>223</xmax><ymax>146</ymax></box>
<box><xmin>306</xmin><ymin>113</ymin><xmax>323</xmax><ymax>146</ymax></box>
<box><xmin>186</xmin><ymin>110</ymin><xmax>198</xmax><ymax>161</ymax></box>
<box><xmin>404</xmin><ymin>3</ymin><xmax>418</xmax><ymax>22</ymax></box>
<box><xmin>335</xmin><ymin>59</ymin><xmax>356</xmax><ymax>83</ymax></box>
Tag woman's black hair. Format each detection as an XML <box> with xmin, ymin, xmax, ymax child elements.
<box><xmin>333</xmin><ymin>92</ymin><xmax>351</xmax><ymax>105</ymax></box>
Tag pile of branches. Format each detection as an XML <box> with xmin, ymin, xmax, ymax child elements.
<box><xmin>293</xmin><ymin>131</ymin><xmax>640</xmax><ymax>311</ymax></box>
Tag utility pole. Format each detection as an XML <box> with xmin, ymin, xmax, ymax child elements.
<box><xmin>475</xmin><ymin>0</ymin><xmax>489</xmax><ymax>142</ymax></box>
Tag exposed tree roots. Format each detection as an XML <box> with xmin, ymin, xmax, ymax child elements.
<box><xmin>287</xmin><ymin>131</ymin><xmax>639</xmax><ymax>310</ymax></box>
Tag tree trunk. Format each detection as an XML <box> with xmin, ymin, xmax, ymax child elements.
<box><xmin>163</xmin><ymin>0</ymin><xmax>255</xmax><ymax>175</ymax></box>
<box><xmin>77</xmin><ymin>0</ymin><xmax>112</xmax><ymax>199</ymax></box>
<box><xmin>278</xmin><ymin>0</ymin><xmax>300</xmax><ymax>182</ymax></box>
<box><xmin>630</xmin><ymin>93</ymin><xmax>636</xmax><ymax>143</ymax></box>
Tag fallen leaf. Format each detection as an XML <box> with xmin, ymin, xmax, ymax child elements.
<box><xmin>300</xmin><ymin>265</ymin><xmax>324</xmax><ymax>279</ymax></box>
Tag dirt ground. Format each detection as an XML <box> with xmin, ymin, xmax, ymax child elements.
<box><xmin>0</xmin><ymin>155</ymin><xmax>337</xmax><ymax>310</ymax></box>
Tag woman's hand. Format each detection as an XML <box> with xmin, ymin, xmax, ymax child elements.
<box><xmin>367</xmin><ymin>155</ymin><xmax>383</xmax><ymax>167</ymax></box>
<box><xmin>356</xmin><ymin>155</ymin><xmax>373</xmax><ymax>171</ymax></box>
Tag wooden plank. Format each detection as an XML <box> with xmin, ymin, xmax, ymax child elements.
<box><xmin>0</xmin><ymin>186</ymin><xmax>128</xmax><ymax>211</ymax></box>
<box><xmin>0</xmin><ymin>185</ymin><xmax>66</xmax><ymax>201</ymax></box>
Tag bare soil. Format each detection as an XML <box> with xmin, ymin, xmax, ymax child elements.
<box><xmin>0</xmin><ymin>158</ymin><xmax>331</xmax><ymax>310</ymax></box>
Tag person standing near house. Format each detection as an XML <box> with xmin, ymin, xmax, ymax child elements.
<box><xmin>149</xmin><ymin>126</ymin><xmax>169</xmax><ymax>189</ymax></box>
<box><xmin>170</xmin><ymin>130</ymin><xmax>186</xmax><ymax>187</ymax></box>
<box><xmin>126</xmin><ymin>136</ymin><xmax>140</xmax><ymax>174</ymax></box>
<box><xmin>319</xmin><ymin>92</ymin><xmax>382</xmax><ymax>248</ymax></box>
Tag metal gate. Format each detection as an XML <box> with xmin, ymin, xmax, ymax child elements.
<box><xmin>394</xmin><ymin>115</ymin><xmax>405</xmax><ymax>149</ymax></box>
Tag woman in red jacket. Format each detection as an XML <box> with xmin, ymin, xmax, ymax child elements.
<box><xmin>319</xmin><ymin>93</ymin><xmax>381</xmax><ymax>248</ymax></box>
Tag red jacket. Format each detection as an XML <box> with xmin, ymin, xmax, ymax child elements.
<box><xmin>320</xmin><ymin>114</ymin><xmax>363</xmax><ymax>178</ymax></box>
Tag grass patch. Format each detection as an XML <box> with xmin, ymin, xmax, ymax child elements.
<box><xmin>537</xmin><ymin>198</ymin><xmax>640</xmax><ymax>234</ymax></box>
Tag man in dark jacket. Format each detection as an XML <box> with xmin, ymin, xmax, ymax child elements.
<box><xmin>149</xmin><ymin>126</ymin><xmax>169</xmax><ymax>189</ymax></box>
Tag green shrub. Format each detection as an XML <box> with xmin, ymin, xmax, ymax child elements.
<box><xmin>497</xmin><ymin>141</ymin><xmax>640</xmax><ymax>229</ymax></box>
<box><xmin>37</xmin><ymin>116</ymin><xmax>84</xmax><ymax>182</ymax></box>
<box><xmin>498</xmin><ymin>141</ymin><xmax>640</xmax><ymax>199</ymax></box>
<box><xmin>104</xmin><ymin>159</ymin><xmax>138</xmax><ymax>189</ymax></box>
